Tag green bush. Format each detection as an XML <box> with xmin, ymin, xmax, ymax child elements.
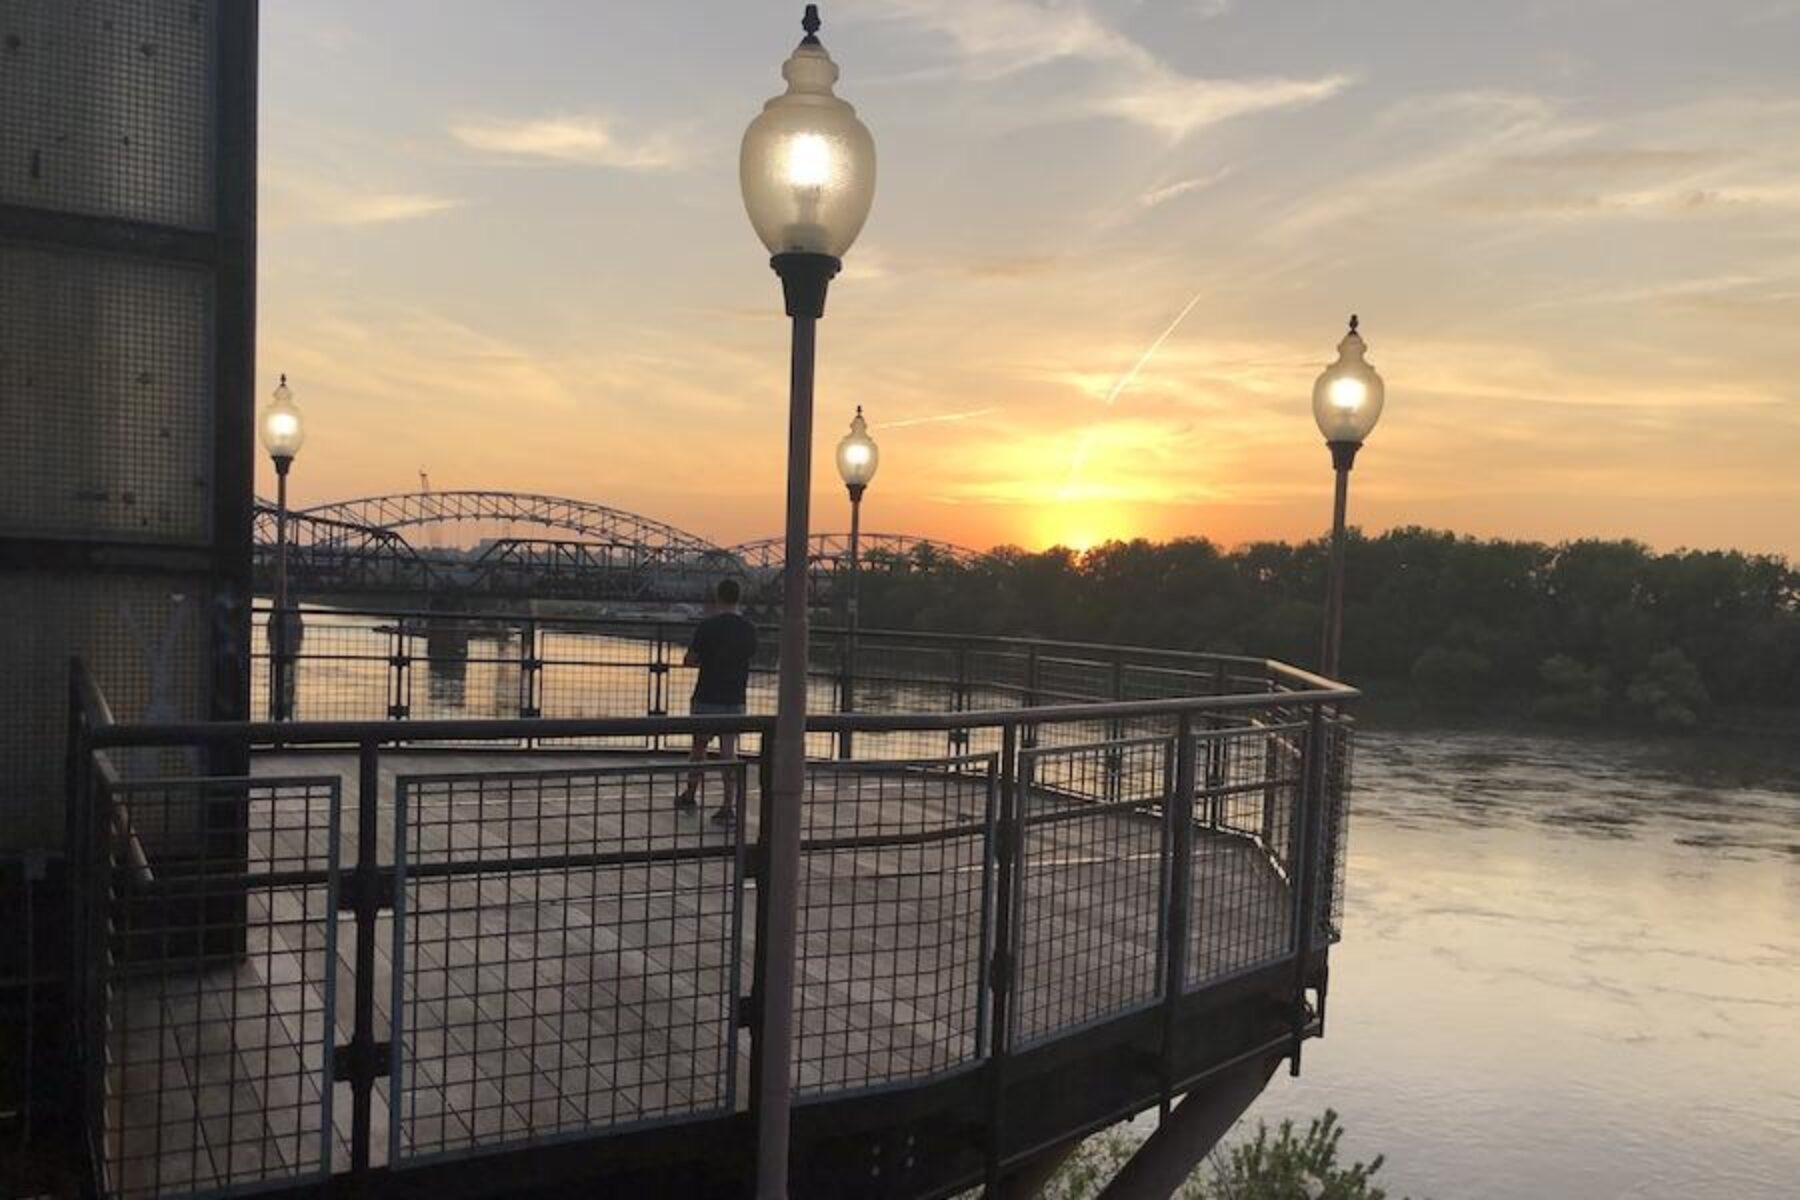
<box><xmin>1205</xmin><ymin>1111</ymin><xmax>1395</xmax><ymax>1199</ymax></box>
<box><xmin>1532</xmin><ymin>654</ymin><xmax>1610</xmax><ymax>722</ymax></box>
<box><xmin>1410</xmin><ymin>645</ymin><xmax>1492</xmax><ymax>710</ymax></box>
<box><xmin>1625</xmin><ymin>647</ymin><xmax>1711</xmax><ymax>729</ymax></box>
<box><xmin>1035</xmin><ymin>1109</ymin><xmax>1406</xmax><ymax>1200</ymax></box>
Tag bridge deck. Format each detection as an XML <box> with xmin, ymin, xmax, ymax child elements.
<box><xmin>102</xmin><ymin>751</ymin><xmax>1292</xmax><ymax>1198</ymax></box>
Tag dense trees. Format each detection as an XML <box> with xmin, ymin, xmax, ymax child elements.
<box><xmin>855</xmin><ymin>529</ymin><xmax>1800</xmax><ymax>728</ymax></box>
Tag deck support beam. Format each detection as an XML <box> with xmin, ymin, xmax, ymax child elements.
<box><xmin>1095</xmin><ymin>1055</ymin><xmax>1279</xmax><ymax>1200</ymax></box>
<box><xmin>982</xmin><ymin>1135</ymin><xmax>1081</xmax><ymax>1199</ymax></box>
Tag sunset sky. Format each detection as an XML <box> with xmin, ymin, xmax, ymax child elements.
<box><xmin>257</xmin><ymin>1</ymin><xmax>1800</xmax><ymax>556</ymax></box>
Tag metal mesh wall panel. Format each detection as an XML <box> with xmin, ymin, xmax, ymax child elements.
<box><xmin>793</xmin><ymin>757</ymin><xmax>995</xmax><ymax>1096</ymax></box>
<box><xmin>1011</xmin><ymin>737</ymin><xmax>1171</xmax><ymax>1048</ymax></box>
<box><xmin>0</xmin><ymin>244</ymin><xmax>213</xmax><ymax>542</ymax></box>
<box><xmin>1</xmin><ymin>571</ymin><xmax>209</xmax><ymax>849</ymax></box>
<box><xmin>392</xmin><ymin>764</ymin><xmax>745</xmax><ymax>1164</ymax></box>
<box><xmin>98</xmin><ymin>775</ymin><xmax>339</xmax><ymax>1199</ymax></box>
<box><xmin>0</xmin><ymin>0</ymin><xmax>216</xmax><ymax>229</ymax></box>
<box><xmin>0</xmin><ymin>0</ymin><xmax>248</xmax><ymax>860</ymax></box>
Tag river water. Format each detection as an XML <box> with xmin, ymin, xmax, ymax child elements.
<box><xmin>1228</xmin><ymin>728</ymin><xmax>1800</xmax><ymax>1199</ymax></box>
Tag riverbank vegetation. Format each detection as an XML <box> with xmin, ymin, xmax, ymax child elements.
<box><xmin>1042</xmin><ymin>1109</ymin><xmax>1405</xmax><ymax>1199</ymax></box>
<box><xmin>856</xmin><ymin>529</ymin><xmax>1799</xmax><ymax>732</ymax></box>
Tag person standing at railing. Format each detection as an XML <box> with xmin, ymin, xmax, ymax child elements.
<box><xmin>677</xmin><ymin>578</ymin><xmax>757</xmax><ymax>825</ymax></box>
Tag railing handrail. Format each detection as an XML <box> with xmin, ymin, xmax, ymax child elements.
<box><xmin>68</xmin><ymin>656</ymin><xmax>117</xmax><ymax>732</ymax></box>
<box><xmin>87</xmin><ymin>683</ymin><xmax>1356</xmax><ymax>750</ymax></box>
<box><xmin>245</xmin><ymin>600</ymin><xmax>1334</xmax><ymax>690</ymax></box>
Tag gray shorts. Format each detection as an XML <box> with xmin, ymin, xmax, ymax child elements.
<box><xmin>690</xmin><ymin>702</ymin><xmax>746</xmax><ymax>716</ymax></box>
<box><xmin>691</xmin><ymin>703</ymin><xmax>744</xmax><ymax>762</ymax></box>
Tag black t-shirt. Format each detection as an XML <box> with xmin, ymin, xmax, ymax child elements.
<box><xmin>689</xmin><ymin>612</ymin><xmax>758</xmax><ymax>706</ymax></box>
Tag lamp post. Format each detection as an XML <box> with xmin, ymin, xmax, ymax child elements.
<box><xmin>258</xmin><ymin>375</ymin><xmax>306</xmax><ymax>719</ymax></box>
<box><xmin>739</xmin><ymin>6</ymin><xmax>875</xmax><ymax>1196</ymax></box>
<box><xmin>1311</xmin><ymin>316</ymin><xmax>1384</xmax><ymax>681</ymax></box>
<box><xmin>834</xmin><ymin>405</ymin><xmax>878</xmax><ymax>758</ymax></box>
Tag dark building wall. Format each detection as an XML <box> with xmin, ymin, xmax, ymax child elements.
<box><xmin>0</xmin><ymin>0</ymin><xmax>256</xmax><ymax>852</ymax></box>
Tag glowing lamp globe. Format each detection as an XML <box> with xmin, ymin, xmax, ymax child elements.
<box><xmin>739</xmin><ymin>6</ymin><xmax>876</xmax><ymax>260</ymax></box>
<box><xmin>259</xmin><ymin>375</ymin><xmax>306</xmax><ymax>463</ymax></box>
<box><xmin>1312</xmin><ymin>316</ymin><xmax>1385</xmax><ymax>446</ymax></box>
<box><xmin>836</xmin><ymin>406</ymin><xmax>879</xmax><ymax>491</ymax></box>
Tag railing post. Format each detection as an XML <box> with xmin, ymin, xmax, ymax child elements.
<box><xmin>649</xmin><ymin>625</ymin><xmax>668</xmax><ymax>751</ymax></box>
<box><xmin>745</xmin><ymin>738</ymin><xmax>778</xmax><ymax>1140</ymax></box>
<box><xmin>1104</xmin><ymin>651</ymin><xmax>1125</xmax><ymax>803</ymax></box>
<box><xmin>951</xmin><ymin>641</ymin><xmax>971</xmax><ymax>756</ymax></box>
<box><xmin>1287</xmin><ymin>703</ymin><xmax>1329</xmax><ymax>1076</ymax></box>
<box><xmin>1206</xmin><ymin>662</ymin><xmax>1228</xmax><ymax>825</ymax></box>
<box><xmin>517</xmin><ymin>619</ymin><xmax>540</xmax><ymax>719</ymax></box>
<box><xmin>984</xmin><ymin>723</ymin><xmax>1022</xmax><ymax>1192</ymax></box>
<box><xmin>65</xmin><ymin>668</ymin><xmax>104</xmax><ymax>1184</ymax></box>
<box><xmin>1264</xmin><ymin>723</ymin><xmax>1283</xmax><ymax>859</ymax></box>
<box><xmin>1158</xmin><ymin>714</ymin><xmax>1197</xmax><ymax>1118</ymax></box>
<box><xmin>338</xmin><ymin>741</ymin><xmax>395</xmax><ymax>1179</ymax></box>
<box><xmin>837</xmin><ymin>626</ymin><xmax>854</xmax><ymax>761</ymax></box>
<box><xmin>387</xmin><ymin>624</ymin><xmax>411</xmax><ymax>720</ymax></box>
<box><xmin>1023</xmin><ymin>646</ymin><xmax>1040</xmax><ymax>749</ymax></box>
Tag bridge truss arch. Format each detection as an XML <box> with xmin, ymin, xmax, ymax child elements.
<box><xmin>298</xmin><ymin>490</ymin><xmax>724</xmax><ymax>555</ymax></box>
<box><xmin>730</xmin><ymin>532</ymin><xmax>981</xmax><ymax>575</ymax></box>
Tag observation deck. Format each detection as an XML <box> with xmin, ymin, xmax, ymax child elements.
<box><xmin>68</xmin><ymin>609</ymin><xmax>1356</xmax><ymax>1199</ymax></box>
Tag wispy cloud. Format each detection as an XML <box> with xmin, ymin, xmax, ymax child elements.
<box><xmin>1140</xmin><ymin>169</ymin><xmax>1231</xmax><ymax>209</ymax></box>
<box><xmin>1099</xmin><ymin>73</ymin><xmax>1348</xmax><ymax>140</ymax></box>
<box><xmin>262</xmin><ymin>169</ymin><xmax>461</xmax><ymax>228</ymax></box>
<box><xmin>451</xmin><ymin>115</ymin><xmax>683</xmax><ymax>169</ymax></box>
<box><xmin>883</xmin><ymin>408</ymin><xmax>998</xmax><ymax>429</ymax></box>
<box><xmin>867</xmin><ymin>0</ymin><xmax>1349</xmax><ymax>139</ymax></box>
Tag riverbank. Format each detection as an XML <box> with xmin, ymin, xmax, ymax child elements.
<box><xmin>1347</xmin><ymin>679</ymin><xmax>1800</xmax><ymax>766</ymax></box>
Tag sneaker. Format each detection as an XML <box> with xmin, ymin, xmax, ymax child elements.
<box><xmin>675</xmin><ymin>787</ymin><xmax>698</xmax><ymax>811</ymax></box>
<box><xmin>710</xmin><ymin>805</ymin><xmax>736</xmax><ymax>827</ymax></box>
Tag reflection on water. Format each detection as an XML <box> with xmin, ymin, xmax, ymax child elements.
<box><xmin>1235</xmin><ymin>729</ymin><xmax>1800</xmax><ymax>1200</ymax></box>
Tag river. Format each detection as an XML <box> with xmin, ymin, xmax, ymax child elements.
<box><xmin>1226</xmin><ymin>728</ymin><xmax>1800</xmax><ymax>1199</ymax></box>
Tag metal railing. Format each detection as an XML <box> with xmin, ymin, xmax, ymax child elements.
<box><xmin>69</xmin><ymin>616</ymin><xmax>1356</xmax><ymax>1199</ymax></box>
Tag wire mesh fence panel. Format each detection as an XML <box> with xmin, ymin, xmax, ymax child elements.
<box><xmin>535</xmin><ymin>626</ymin><xmax>661</xmax><ymax>746</ymax></box>
<box><xmin>251</xmin><ymin>612</ymin><xmax>397</xmax><ymax>724</ymax></box>
<box><xmin>964</xmin><ymin>648</ymin><xmax>1030</xmax><ymax>699</ymax></box>
<box><xmin>1010</xmin><ymin>737</ymin><xmax>1172</xmax><ymax>1049</ymax></box>
<box><xmin>793</xmin><ymin>756</ymin><xmax>996</xmax><ymax>1096</ymax></box>
<box><xmin>390</xmin><ymin>762</ymin><xmax>745</xmax><ymax>1166</ymax></box>
<box><xmin>98</xmin><ymin>774</ymin><xmax>340</xmax><ymax>1200</ymax></box>
<box><xmin>1032</xmin><ymin>654</ymin><xmax>1117</xmax><ymax>705</ymax></box>
<box><xmin>408</xmin><ymin>620</ymin><xmax>526</xmax><ymax>724</ymax></box>
<box><xmin>1185</xmin><ymin>726</ymin><xmax>1302</xmax><ymax>988</ymax></box>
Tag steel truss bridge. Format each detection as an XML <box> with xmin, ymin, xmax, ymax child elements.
<box><xmin>251</xmin><ymin>489</ymin><xmax>979</xmax><ymax>605</ymax></box>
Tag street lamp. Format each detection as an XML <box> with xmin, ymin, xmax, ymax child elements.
<box><xmin>834</xmin><ymin>406</ymin><xmax>878</xmax><ymax>757</ymax></box>
<box><xmin>739</xmin><ymin>6</ymin><xmax>875</xmax><ymax>1196</ymax></box>
<box><xmin>259</xmin><ymin>374</ymin><xmax>306</xmax><ymax>720</ymax></box>
<box><xmin>1311</xmin><ymin>315</ymin><xmax>1384</xmax><ymax>680</ymax></box>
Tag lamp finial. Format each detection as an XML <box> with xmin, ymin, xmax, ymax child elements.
<box><xmin>801</xmin><ymin>4</ymin><xmax>821</xmax><ymax>42</ymax></box>
<box><xmin>1347</xmin><ymin>314</ymin><xmax>1359</xmax><ymax>335</ymax></box>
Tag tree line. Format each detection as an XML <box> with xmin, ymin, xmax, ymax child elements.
<box><xmin>853</xmin><ymin>528</ymin><xmax>1800</xmax><ymax>729</ymax></box>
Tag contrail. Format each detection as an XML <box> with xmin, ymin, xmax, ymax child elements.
<box><xmin>1059</xmin><ymin>288</ymin><xmax>1206</xmax><ymax>499</ymax></box>
<box><xmin>1103</xmin><ymin>287</ymin><xmax>1205</xmax><ymax>407</ymax></box>
<box><xmin>883</xmin><ymin>407</ymin><xmax>996</xmax><ymax>429</ymax></box>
